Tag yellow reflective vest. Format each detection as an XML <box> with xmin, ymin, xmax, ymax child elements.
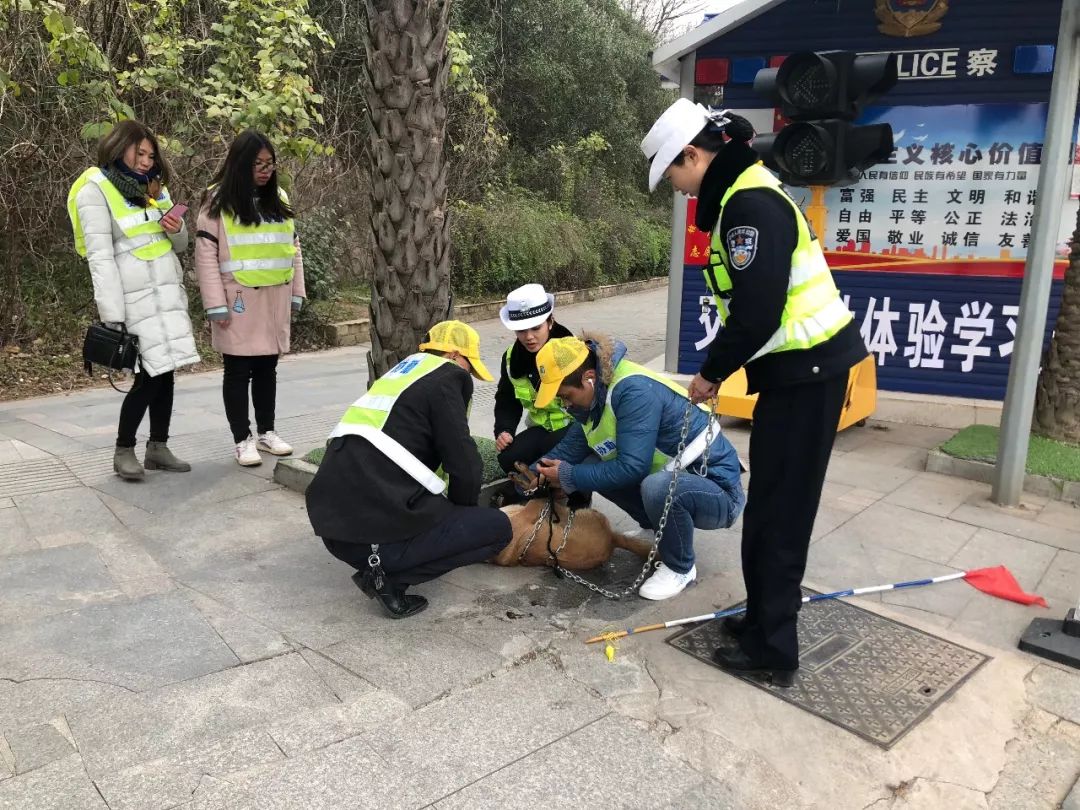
<box><xmin>583</xmin><ymin>359</ymin><xmax>704</xmax><ymax>474</ymax></box>
<box><xmin>503</xmin><ymin>346</ymin><xmax>572</xmax><ymax>432</ymax></box>
<box><xmin>215</xmin><ymin>188</ymin><xmax>296</xmax><ymax>288</ymax></box>
<box><xmin>703</xmin><ymin>163</ymin><xmax>853</xmax><ymax>361</ymax></box>
<box><xmin>328</xmin><ymin>353</ymin><xmax>457</xmax><ymax>495</ymax></box>
<box><xmin>67</xmin><ymin>168</ymin><xmax>174</xmax><ymax>261</ymax></box>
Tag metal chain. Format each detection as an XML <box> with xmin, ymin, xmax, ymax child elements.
<box><xmin>554</xmin><ymin>394</ymin><xmax>710</xmax><ymax>600</ymax></box>
<box><xmin>517</xmin><ymin>501</ymin><xmax>551</xmax><ymax>563</ymax></box>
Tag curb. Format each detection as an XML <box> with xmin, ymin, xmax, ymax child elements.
<box><xmin>320</xmin><ymin>276</ymin><xmax>669</xmax><ymax>347</ymax></box>
<box><xmin>926</xmin><ymin>449</ymin><xmax>1080</xmax><ymax>505</ymax></box>
<box><xmin>274</xmin><ymin>456</ymin><xmax>510</xmax><ymax>505</ymax></box>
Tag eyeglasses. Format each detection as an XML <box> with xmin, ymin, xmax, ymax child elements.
<box><xmin>254</xmin><ymin>161</ymin><xmax>276</xmax><ymax>172</ymax></box>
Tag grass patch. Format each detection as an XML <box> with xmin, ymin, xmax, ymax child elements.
<box><xmin>940</xmin><ymin>425</ymin><xmax>1080</xmax><ymax>482</ymax></box>
<box><xmin>302</xmin><ymin>435</ymin><xmax>505</xmax><ymax>484</ymax></box>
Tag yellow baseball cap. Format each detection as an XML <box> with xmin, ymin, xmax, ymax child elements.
<box><xmin>418</xmin><ymin>320</ymin><xmax>494</xmax><ymax>381</ymax></box>
<box><xmin>534</xmin><ymin>336</ymin><xmax>590</xmax><ymax>408</ymax></box>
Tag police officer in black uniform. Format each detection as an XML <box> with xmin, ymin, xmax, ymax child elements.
<box><xmin>642</xmin><ymin>99</ymin><xmax>868</xmax><ymax>686</ymax></box>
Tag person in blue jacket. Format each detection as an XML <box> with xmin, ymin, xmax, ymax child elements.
<box><xmin>529</xmin><ymin>333</ymin><xmax>744</xmax><ymax>601</ymax></box>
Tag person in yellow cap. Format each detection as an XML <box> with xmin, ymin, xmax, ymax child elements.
<box><xmin>642</xmin><ymin>99</ymin><xmax>867</xmax><ymax>686</ymax></box>
<box><xmin>306</xmin><ymin>320</ymin><xmax>511</xmax><ymax>618</ymax></box>
<box><xmin>529</xmin><ymin>333</ymin><xmax>744</xmax><ymax>602</ymax></box>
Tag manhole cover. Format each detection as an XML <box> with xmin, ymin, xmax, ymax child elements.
<box><xmin>667</xmin><ymin>591</ymin><xmax>989</xmax><ymax>748</ymax></box>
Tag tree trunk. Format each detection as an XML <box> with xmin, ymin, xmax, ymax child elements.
<box><xmin>1033</xmin><ymin>204</ymin><xmax>1080</xmax><ymax>443</ymax></box>
<box><xmin>363</xmin><ymin>0</ymin><xmax>453</xmax><ymax>383</ymax></box>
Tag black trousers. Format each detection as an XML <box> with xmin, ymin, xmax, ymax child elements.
<box><xmin>322</xmin><ymin>505</ymin><xmax>512</xmax><ymax>587</ymax></box>
<box><xmin>739</xmin><ymin>373</ymin><xmax>848</xmax><ymax>670</ymax></box>
<box><xmin>223</xmin><ymin>354</ymin><xmax>279</xmax><ymax>443</ymax></box>
<box><xmin>117</xmin><ymin>371</ymin><xmax>174</xmax><ymax>447</ymax></box>
<box><xmin>497</xmin><ymin>425</ymin><xmax>569</xmax><ymax>473</ymax></box>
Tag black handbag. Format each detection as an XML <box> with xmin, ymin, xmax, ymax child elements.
<box><xmin>83</xmin><ymin>322</ymin><xmax>139</xmax><ymax>391</ymax></box>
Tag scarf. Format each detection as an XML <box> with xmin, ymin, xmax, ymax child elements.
<box><xmin>693</xmin><ymin>141</ymin><xmax>760</xmax><ymax>234</ymax></box>
<box><xmin>102</xmin><ymin>161</ymin><xmax>161</xmax><ymax>208</ymax></box>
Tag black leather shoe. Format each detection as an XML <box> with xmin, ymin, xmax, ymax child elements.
<box><xmin>711</xmin><ymin>646</ymin><xmax>797</xmax><ymax>688</ymax></box>
<box><xmin>351</xmin><ymin>570</ymin><xmax>429</xmax><ymax>619</ymax></box>
<box><xmin>721</xmin><ymin>615</ymin><xmax>748</xmax><ymax>638</ymax></box>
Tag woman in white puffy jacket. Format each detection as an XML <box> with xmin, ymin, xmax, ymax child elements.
<box><xmin>68</xmin><ymin>120</ymin><xmax>201</xmax><ymax>481</ymax></box>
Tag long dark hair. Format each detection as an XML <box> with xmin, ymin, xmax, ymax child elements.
<box><xmin>97</xmin><ymin>119</ymin><xmax>172</xmax><ymax>187</ymax></box>
<box><xmin>205</xmin><ymin>130</ymin><xmax>293</xmax><ymax>225</ymax></box>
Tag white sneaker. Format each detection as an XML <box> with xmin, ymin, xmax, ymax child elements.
<box><xmin>235</xmin><ymin>436</ymin><xmax>262</xmax><ymax>466</ymax></box>
<box><xmin>257</xmin><ymin>431</ymin><xmax>293</xmax><ymax>456</ymax></box>
<box><xmin>638</xmin><ymin>562</ymin><xmax>697</xmax><ymax>601</ymax></box>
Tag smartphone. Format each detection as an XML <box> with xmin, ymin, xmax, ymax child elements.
<box><xmin>163</xmin><ymin>202</ymin><xmax>189</xmax><ymax>219</ymax></box>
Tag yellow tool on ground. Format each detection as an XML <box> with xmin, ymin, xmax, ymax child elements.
<box><xmin>714</xmin><ymin>355</ymin><xmax>877</xmax><ymax>431</ymax></box>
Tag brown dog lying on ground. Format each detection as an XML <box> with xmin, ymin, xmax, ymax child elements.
<box><xmin>490</xmin><ymin>464</ymin><xmax>655</xmax><ymax>570</ymax></box>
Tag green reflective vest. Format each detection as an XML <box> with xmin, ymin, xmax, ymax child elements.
<box><xmin>583</xmin><ymin>359</ymin><xmax>703</xmax><ymax>474</ymax></box>
<box><xmin>328</xmin><ymin>353</ymin><xmax>458</xmax><ymax>495</ymax></box>
<box><xmin>703</xmin><ymin>163</ymin><xmax>853</xmax><ymax>361</ymax></box>
<box><xmin>67</xmin><ymin>168</ymin><xmax>175</xmax><ymax>261</ymax></box>
<box><xmin>216</xmin><ymin>188</ymin><xmax>296</xmax><ymax>288</ymax></box>
<box><xmin>503</xmin><ymin>346</ymin><xmax>572</xmax><ymax>432</ymax></box>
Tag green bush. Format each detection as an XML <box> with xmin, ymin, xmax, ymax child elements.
<box><xmin>295</xmin><ymin>206</ymin><xmax>346</xmax><ymax>302</ymax></box>
<box><xmin>451</xmin><ymin>187</ymin><xmax>668</xmax><ymax>298</ymax></box>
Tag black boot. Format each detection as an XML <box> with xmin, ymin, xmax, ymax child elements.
<box><xmin>711</xmin><ymin>646</ymin><xmax>797</xmax><ymax>688</ymax></box>
<box><xmin>721</xmin><ymin>615</ymin><xmax>748</xmax><ymax>638</ymax></box>
<box><xmin>351</xmin><ymin>569</ymin><xmax>428</xmax><ymax>619</ymax></box>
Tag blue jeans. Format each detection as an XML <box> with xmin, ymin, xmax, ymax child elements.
<box><xmin>599</xmin><ymin>470</ymin><xmax>744</xmax><ymax>574</ymax></box>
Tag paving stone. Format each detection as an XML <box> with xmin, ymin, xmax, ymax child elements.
<box><xmin>663</xmin><ymin>726</ymin><xmax>813</xmax><ymax>810</ymax></box>
<box><xmin>436</xmin><ymin>715</ymin><xmax>721</xmax><ymax>810</ymax></box>
<box><xmin>68</xmin><ymin>652</ymin><xmax>339</xmax><ymax>778</ymax></box>
<box><xmin>94</xmin><ymin>727</ymin><xmax>285</xmax><ymax>810</ymax></box>
<box><xmin>91</xmin><ymin>459</ymin><xmax>277</xmax><ymax>515</ymax></box>
<box><xmin>884</xmin><ymin>472</ymin><xmax>990</xmax><ymax>518</ymax></box>
<box><xmin>1036</xmin><ymin>499</ymin><xmax>1080</xmax><ymax>532</ymax></box>
<box><xmin>807</xmin><ymin>528</ymin><xmax>973</xmax><ymax>619</ymax></box>
<box><xmin>986</xmin><ymin>718</ymin><xmax>1080</xmax><ymax>809</ymax></box>
<box><xmin>1064</xmin><ymin>774</ymin><xmax>1080</xmax><ymax>810</ymax></box>
<box><xmin>0</xmin><ymin>736</ymin><xmax>13</xmax><ymax>781</ymax></box>
<box><xmin>6</xmin><ymin>721</ymin><xmax>74</xmax><ymax>775</ymax></box>
<box><xmin>950</xmin><ymin>500</ymin><xmax>1080</xmax><ymax>554</ymax></box>
<box><xmin>13</xmin><ymin>487</ymin><xmax>124</xmax><ymax>538</ymax></box>
<box><xmin>824</xmin><ymin>454</ymin><xmax>920</xmax><ymax>494</ymax></box>
<box><xmin>948</xmin><ymin>528</ymin><xmax>1058</xmax><ymax>592</ymax></box>
<box><xmin>1037</xmin><ymin>550</ymin><xmax>1080</xmax><ymax>603</ymax></box>
<box><xmin>319</xmin><ymin>625</ymin><xmax>506</xmax><ymax>707</ymax></box>
<box><xmin>845</xmin><ymin>438</ymin><xmax>930</xmax><ymax>470</ymax></box>
<box><xmin>0</xmin><ymin>544</ymin><xmax>123</xmax><ymax>626</ymax></box>
<box><xmin>180</xmin><ymin>586</ymin><xmax>293</xmax><ymax>664</ymax></box>
<box><xmin>0</xmin><ymin>591</ymin><xmax>239</xmax><ymax>692</ymax></box>
<box><xmin>0</xmin><ymin>754</ymin><xmax>107</xmax><ymax>809</ymax></box>
<box><xmin>225</xmin><ymin>660</ymin><xmax>608</xmax><ymax>809</ymax></box>
<box><xmin>888</xmin><ymin>778</ymin><xmax>989</xmax><ymax>809</ymax></box>
<box><xmin>296</xmin><ymin>649</ymin><xmax>375</xmax><ymax>702</ymax></box>
<box><xmin>0</xmin><ymin>508</ymin><xmax>35</xmax><ymax>557</ymax></box>
<box><xmin>266</xmin><ymin>689</ymin><xmax>411</xmax><ymax>756</ymax></box>
<box><xmin>1026</xmin><ymin>665</ymin><xmax>1080</xmax><ymax>726</ymax></box>
<box><xmin>951</xmin><ymin>592</ymin><xmax>1074</xmax><ymax>652</ymax></box>
<box><xmin>828</xmin><ymin>500</ymin><xmax>977</xmax><ymax>565</ymax></box>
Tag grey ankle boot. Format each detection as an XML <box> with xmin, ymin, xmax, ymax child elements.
<box><xmin>113</xmin><ymin>445</ymin><xmax>145</xmax><ymax>480</ymax></box>
<box><xmin>144</xmin><ymin>441</ymin><xmax>191</xmax><ymax>472</ymax></box>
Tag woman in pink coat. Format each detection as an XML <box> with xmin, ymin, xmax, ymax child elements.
<box><xmin>195</xmin><ymin>131</ymin><xmax>306</xmax><ymax>466</ymax></box>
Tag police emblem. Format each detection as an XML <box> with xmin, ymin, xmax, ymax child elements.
<box><xmin>726</xmin><ymin>226</ymin><xmax>759</xmax><ymax>270</ymax></box>
<box><xmin>875</xmin><ymin>0</ymin><xmax>948</xmax><ymax>37</ymax></box>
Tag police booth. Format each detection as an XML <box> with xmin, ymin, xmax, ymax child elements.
<box><xmin>652</xmin><ymin>0</ymin><xmax>1072</xmax><ymax>402</ymax></box>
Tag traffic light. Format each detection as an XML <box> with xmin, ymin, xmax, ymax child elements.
<box><xmin>752</xmin><ymin>51</ymin><xmax>898</xmax><ymax>187</ymax></box>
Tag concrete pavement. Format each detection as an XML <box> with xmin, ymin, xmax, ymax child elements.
<box><xmin>1</xmin><ymin>286</ymin><xmax>1079</xmax><ymax>809</ymax></box>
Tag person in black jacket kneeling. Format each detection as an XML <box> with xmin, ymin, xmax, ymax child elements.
<box><xmin>306</xmin><ymin>321</ymin><xmax>512</xmax><ymax>618</ymax></box>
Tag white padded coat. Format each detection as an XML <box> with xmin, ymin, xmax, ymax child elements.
<box><xmin>75</xmin><ymin>182</ymin><xmax>200</xmax><ymax>377</ymax></box>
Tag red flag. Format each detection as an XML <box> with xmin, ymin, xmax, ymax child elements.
<box><xmin>964</xmin><ymin>566</ymin><xmax>1048</xmax><ymax>607</ymax></box>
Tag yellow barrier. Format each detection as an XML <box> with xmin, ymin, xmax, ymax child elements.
<box><xmin>714</xmin><ymin>355</ymin><xmax>877</xmax><ymax>431</ymax></box>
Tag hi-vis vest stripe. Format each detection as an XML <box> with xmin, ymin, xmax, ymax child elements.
<box><xmin>583</xmin><ymin>360</ymin><xmax>711</xmax><ymax>473</ymax></box>
<box><xmin>328</xmin><ymin>353</ymin><xmax>450</xmax><ymax>495</ymax></box>
<box><xmin>215</xmin><ymin>187</ymin><xmax>296</xmax><ymax>288</ymax></box>
<box><xmin>703</xmin><ymin>163</ymin><xmax>853</xmax><ymax>361</ymax></box>
<box><xmin>503</xmin><ymin>346</ymin><xmax>572</xmax><ymax>432</ymax></box>
<box><xmin>67</xmin><ymin>168</ymin><xmax>174</xmax><ymax>262</ymax></box>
